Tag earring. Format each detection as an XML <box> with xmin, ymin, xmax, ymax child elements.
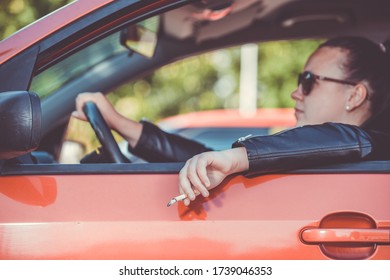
<box><xmin>346</xmin><ymin>105</ymin><xmax>351</xmax><ymax>111</ymax></box>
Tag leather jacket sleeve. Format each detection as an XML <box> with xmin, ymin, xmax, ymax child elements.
<box><xmin>129</xmin><ymin>120</ymin><xmax>388</xmax><ymax>174</ymax></box>
<box><xmin>232</xmin><ymin>122</ymin><xmax>380</xmax><ymax>175</ymax></box>
<box><xmin>128</xmin><ymin>120</ymin><xmax>212</xmax><ymax>162</ymax></box>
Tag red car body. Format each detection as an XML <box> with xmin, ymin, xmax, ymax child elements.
<box><xmin>1</xmin><ymin>173</ymin><xmax>389</xmax><ymax>259</ymax></box>
<box><xmin>156</xmin><ymin>108</ymin><xmax>296</xmax><ymax>151</ymax></box>
<box><xmin>0</xmin><ymin>0</ymin><xmax>389</xmax><ymax>260</ymax></box>
<box><xmin>158</xmin><ymin>108</ymin><xmax>296</xmax><ymax>129</ymax></box>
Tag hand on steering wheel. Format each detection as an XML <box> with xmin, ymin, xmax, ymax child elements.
<box><xmin>82</xmin><ymin>102</ymin><xmax>130</xmax><ymax>163</ymax></box>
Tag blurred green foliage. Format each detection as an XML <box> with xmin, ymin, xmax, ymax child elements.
<box><xmin>108</xmin><ymin>40</ymin><xmax>320</xmax><ymax>124</ymax></box>
<box><xmin>0</xmin><ymin>0</ymin><xmax>73</xmax><ymax>40</ymax></box>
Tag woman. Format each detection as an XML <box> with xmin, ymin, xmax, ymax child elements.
<box><xmin>74</xmin><ymin>36</ymin><xmax>390</xmax><ymax>205</ymax></box>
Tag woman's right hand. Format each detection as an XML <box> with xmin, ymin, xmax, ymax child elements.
<box><xmin>73</xmin><ymin>92</ymin><xmax>120</xmax><ymax>129</ymax></box>
<box><xmin>73</xmin><ymin>92</ymin><xmax>143</xmax><ymax>148</ymax></box>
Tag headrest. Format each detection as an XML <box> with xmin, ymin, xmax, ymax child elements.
<box><xmin>0</xmin><ymin>91</ymin><xmax>41</xmax><ymax>159</ymax></box>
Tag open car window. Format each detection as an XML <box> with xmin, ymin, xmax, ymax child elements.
<box><xmin>57</xmin><ymin>38</ymin><xmax>316</xmax><ymax>163</ymax></box>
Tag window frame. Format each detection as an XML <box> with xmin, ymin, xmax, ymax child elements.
<box><xmin>2</xmin><ymin>161</ymin><xmax>389</xmax><ymax>176</ymax></box>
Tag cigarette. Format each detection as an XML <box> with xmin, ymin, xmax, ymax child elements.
<box><xmin>167</xmin><ymin>194</ymin><xmax>187</xmax><ymax>207</ymax></box>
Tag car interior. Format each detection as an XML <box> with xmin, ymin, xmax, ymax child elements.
<box><xmin>1</xmin><ymin>0</ymin><xmax>390</xmax><ymax>175</ymax></box>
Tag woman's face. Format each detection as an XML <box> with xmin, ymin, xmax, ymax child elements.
<box><xmin>291</xmin><ymin>47</ymin><xmax>353</xmax><ymax>126</ymax></box>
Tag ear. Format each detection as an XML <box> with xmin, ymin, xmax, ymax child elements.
<box><xmin>346</xmin><ymin>83</ymin><xmax>368</xmax><ymax>110</ymax></box>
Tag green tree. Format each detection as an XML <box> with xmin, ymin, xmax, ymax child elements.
<box><xmin>109</xmin><ymin>40</ymin><xmax>320</xmax><ymax>123</ymax></box>
<box><xmin>0</xmin><ymin>0</ymin><xmax>72</xmax><ymax>40</ymax></box>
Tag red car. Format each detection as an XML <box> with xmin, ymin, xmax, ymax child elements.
<box><xmin>158</xmin><ymin>108</ymin><xmax>295</xmax><ymax>150</ymax></box>
<box><xmin>0</xmin><ymin>0</ymin><xmax>389</xmax><ymax>260</ymax></box>
<box><xmin>118</xmin><ymin>108</ymin><xmax>295</xmax><ymax>162</ymax></box>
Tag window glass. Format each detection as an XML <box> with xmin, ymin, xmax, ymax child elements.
<box><xmin>30</xmin><ymin>32</ymin><xmax>127</xmax><ymax>99</ymax></box>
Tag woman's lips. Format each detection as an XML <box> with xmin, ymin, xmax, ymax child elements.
<box><xmin>294</xmin><ymin>107</ymin><xmax>303</xmax><ymax>113</ymax></box>
<box><xmin>294</xmin><ymin>108</ymin><xmax>303</xmax><ymax>118</ymax></box>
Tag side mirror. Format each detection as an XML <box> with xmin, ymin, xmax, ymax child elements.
<box><xmin>0</xmin><ymin>91</ymin><xmax>41</xmax><ymax>159</ymax></box>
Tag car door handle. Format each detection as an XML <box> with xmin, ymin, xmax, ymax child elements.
<box><xmin>301</xmin><ymin>228</ymin><xmax>390</xmax><ymax>244</ymax></box>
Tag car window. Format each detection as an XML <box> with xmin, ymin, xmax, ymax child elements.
<box><xmin>22</xmin><ymin>0</ymin><xmax>321</xmax><ymax>164</ymax></box>
<box><xmin>25</xmin><ymin>9</ymin><xmax>318</xmax><ymax>164</ymax></box>
<box><xmin>30</xmin><ymin>32</ymin><xmax>127</xmax><ymax>100</ymax></box>
<box><xmin>61</xmin><ymin>40</ymin><xmax>315</xmax><ymax>163</ymax></box>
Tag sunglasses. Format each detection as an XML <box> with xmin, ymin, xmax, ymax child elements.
<box><xmin>298</xmin><ymin>71</ymin><xmax>358</xmax><ymax>96</ymax></box>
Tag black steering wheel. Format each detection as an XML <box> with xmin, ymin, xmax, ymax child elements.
<box><xmin>82</xmin><ymin>102</ymin><xmax>130</xmax><ymax>163</ymax></box>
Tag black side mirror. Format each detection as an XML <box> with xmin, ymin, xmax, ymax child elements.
<box><xmin>0</xmin><ymin>91</ymin><xmax>41</xmax><ymax>159</ymax></box>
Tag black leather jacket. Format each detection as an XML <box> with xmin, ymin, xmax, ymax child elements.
<box><xmin>129</xmin><ymin>120</ymin><xmax>390</xmax><ymax>174</ymax></box>
<box><xmin>128</xmin><ymin>120</ymin><xmax>213</xmax><ymax>162</ymax></box>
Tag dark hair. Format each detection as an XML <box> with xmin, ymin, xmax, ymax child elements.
<box><xmin>318</xmin><ymin>36</ymin><xmax>390</xmax><ymax>115</ymax></box>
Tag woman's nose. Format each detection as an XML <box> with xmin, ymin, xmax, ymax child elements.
<box><xmin>291</xmin><ymin>85</ymin><xmax>304</xmax><ymax>101</ymax></box>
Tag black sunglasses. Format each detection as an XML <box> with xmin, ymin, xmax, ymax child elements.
<box><xmin>298</xmin><ymin>71</ymin><xmax>358</xmax><ymax>96</ymax></box>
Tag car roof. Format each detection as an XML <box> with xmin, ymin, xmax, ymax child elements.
<box><xmin>2</xmin><ymin>0</ymin><xmax>390</xmax><ymax>65</ymax></box>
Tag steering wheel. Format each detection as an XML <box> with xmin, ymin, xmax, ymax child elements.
<box><xmin>82</xmin><ymin>102</ymin><xmax>130</xmax><ymax>163</ymax></box>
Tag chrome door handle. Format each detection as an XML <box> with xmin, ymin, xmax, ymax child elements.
<box><xmin>301</xmin><ymin>228</ymin><xmax>390</xmax><ymax>244</ymax></box>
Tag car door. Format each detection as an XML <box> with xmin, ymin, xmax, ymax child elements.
<box><xmin>1</xmin><ymin>161</ymin><xmax>389</xmax><ymax>259</ymax></box>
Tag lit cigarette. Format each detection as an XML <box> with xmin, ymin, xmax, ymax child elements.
<box><xmin>167</xmin><ymin>194</ymin><xmax>187</xmax><ymax>207</ymax></box>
